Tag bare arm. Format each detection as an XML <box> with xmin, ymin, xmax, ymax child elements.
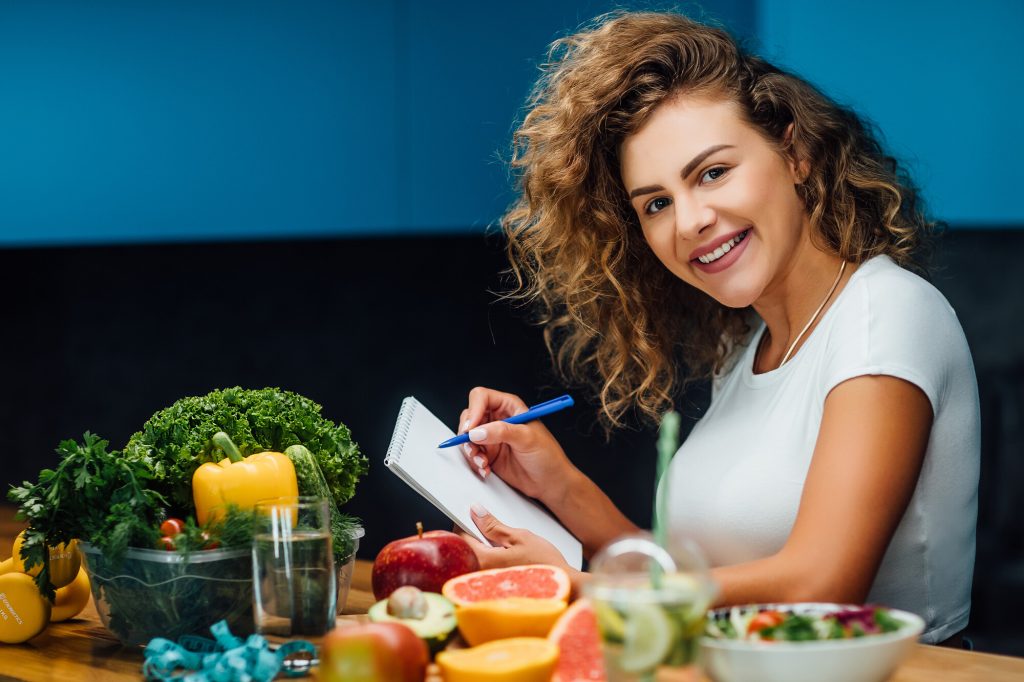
<box><xmin>709</xmin><ymin>375</ymin><xmax>933</xmax><ymax>605</ymax></box>
<box><xmin>541</xmin><ymin>467</ymin><xmax>640</xmax><ymax>559</ymax></box>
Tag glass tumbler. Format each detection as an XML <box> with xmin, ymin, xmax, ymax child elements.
<box><xmin>586</xmin><ymin>532</ymin><xmax>716</xmax><ymax>682</ymax></box>
<box><xmin>252</xmin><ymin>496</ymin><xmax>337</xmax><ymax>637</ymax></box>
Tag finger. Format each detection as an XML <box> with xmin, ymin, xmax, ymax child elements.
<box><xmin>470</xmin><ymin>503</ymin><xmax>517</xmax><ymax>547</ymax></box>
<box><xmin>452</xmin><ymin>526</ymin><xmax>507</xmax><ymax>568</ymax></box>
<box><xmin>460</xmin><ymin>442</ymin><xmax>489</xmax><ymax>480</ymax></box>
<box><xmin>466</xmin><ymin>387</ymin><xmax>529</xmax><ymax>428</ymax></box>
<box><xmin>453</xmin><ymin>408</ymin><xmax>489</xmax><ymax>479</ymax></box>
<box><xmin>454</xmin><ymin>527</ymin><xmax>487</xmax><ymax>548</ymax></box>
<box><xmin>466</xmin><ymin>420</ymin><xmax>535</xmax><ymax>453</ymax></box>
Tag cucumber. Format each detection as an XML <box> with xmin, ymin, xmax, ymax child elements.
<box><xmin>285</xmin><ymin>444</ymin><xmax>361</xmax><ymax>562</ymax></box>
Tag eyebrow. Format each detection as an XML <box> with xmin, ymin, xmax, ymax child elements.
<box><xmin>627</xmin><ymin>144</ymin><xmax>735</xmax><ymax>200</ymax></box>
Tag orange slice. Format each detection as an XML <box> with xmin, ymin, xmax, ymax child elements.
<box><xmin>456</xmin><ymin>597</ymin><xmax>567</xmax><ymax>645</ymax></box>
<box><xmin>436</xmin><ymin>637</ymin><xmax>559</xmax><ymax>682</ymax></box>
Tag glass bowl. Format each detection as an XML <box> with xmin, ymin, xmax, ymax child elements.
<box><xmin>80</xmin><ymin>525</ymin><xmax>363</xmax><ymax>646</ymax></box>
<box><xmin>79</xmin><ymin>542</ymin><xmax>253</xmax><ymax>646</ymax></box>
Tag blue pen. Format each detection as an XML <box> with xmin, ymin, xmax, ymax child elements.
<box><xmin>438</xmin><ymin>394</ymin><xmax>575</xmax><ymax>448</ymax></box>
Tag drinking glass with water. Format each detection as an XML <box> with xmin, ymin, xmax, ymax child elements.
<box><xmin>586</xmin><ymin>533</ymin><xmax>717</xmax><ymax>681</ymax></box>
<box><xmin>253</xmin><ymin>496</ymin><xmax>337</xmax><ymax>637</ymax></box>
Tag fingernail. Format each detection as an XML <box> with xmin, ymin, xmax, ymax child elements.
<box><xmin>471</xmin><ymin>503</ymin><xmax>489</xmax><ymax>516</ymax></box>
<box><xmin>462</xmin><ymin>420</ymin><xmax>471</xmax><ymax>433</ymax></box>
<box><xmin>462</xmin><ymin>443</ymin><xmax>473</xmax><ymax>457</ymax></box>
<box><xmin>473</xmin><ymin>455</ymin><xmax>486</xmax><ymax>468</ymax></box>
<box><xmin>468</xmin><ymin>427</ymin><xmax>487</xmax><ymax>443</ymax></box>
<box><xmin>478</xmin><ymin>468</ymin><xmax>488</xmax><ymax>478</ymax></box>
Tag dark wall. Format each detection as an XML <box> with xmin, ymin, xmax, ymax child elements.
<box><xmin>0</xmin><ymin>234</ymin><xmax>669</xmax><ymax>538</ymax></box>
<box><xmin>2</xmin><ymin>229</ymin><xmax>1022</xmax><ymax>654</ymax></box>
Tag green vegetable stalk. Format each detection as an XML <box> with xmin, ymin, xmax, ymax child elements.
<box><xmin>650</xmin><ymin>410</ymin><xmax>681</xmax><ymax>595</ymax></box>
<box><xmin>285</xmin><ymin>443</ymin><xmax>361</xmax><ymax>561</ymax></box>
<box><xmin>653</xmin><ymin>409</ymin><xmax>681</xmax><ymax>550</ymax></box>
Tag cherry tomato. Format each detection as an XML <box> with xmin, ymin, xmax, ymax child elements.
<box><xmin>748</xmin><ymin>610</ymin><xmax>786</xmax><ymax>636</ymax></box>
<box><xmin>160</xmin><ymin>518</ymin><xmax>185</xmax><ymax>537</ymax></box>
<box><xmin>158</xmin><ymin>536</ymin><xmax>176</xmax><ymax>551</ymax></box>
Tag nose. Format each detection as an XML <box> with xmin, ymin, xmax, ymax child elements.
<box><xmin>673</xmin><ymin>193</ymin><xmax>716</xmax><ymax>241</ymax></box>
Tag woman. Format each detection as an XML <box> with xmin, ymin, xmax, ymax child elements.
<box><xmin>454</xmin><ymin>11</ymin><xmax>978</xmax><ymax>645</ymax></box>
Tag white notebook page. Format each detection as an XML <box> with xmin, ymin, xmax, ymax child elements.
<box><xmin>384</xmin><ymin>396</ymin><xmax>583</xmax><ymax>570</ymax></box>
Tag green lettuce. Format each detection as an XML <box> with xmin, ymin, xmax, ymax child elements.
<box><xmin>123</xmin><ymin>386</ymin><xmax>367</xmax><ymax>514</ymax></box>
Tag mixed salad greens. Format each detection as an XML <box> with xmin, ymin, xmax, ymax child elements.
<box><xmin>705</xmin><ymin>605</ymin><xmax>909</xmax><ymax>642</ymax></box>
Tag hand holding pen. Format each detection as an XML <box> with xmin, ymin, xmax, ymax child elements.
<box><xmin>439</xmin><ymin>394</ymin><xmax>574</xmax><ymax>448</ymax></box>
<box><xmin>451</xmin><ymin>388</ymin><xmax>577</xmax><ymax>501</ymax></box>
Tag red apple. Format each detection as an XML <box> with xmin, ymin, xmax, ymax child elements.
<box><xmin>372</xmin><ymin>523</ymin><xmax>480</xmax><ymax>600</ymax></box>
<box><xmin>320</xmin><ymin>621</ymin><xmax>428</xmax><ymax>682</ymax></box>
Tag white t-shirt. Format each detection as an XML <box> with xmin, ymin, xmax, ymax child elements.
<box><xmin>665</xmin><ymin>255</ymin><xmax>980</xmax><ymax>643</ymax></box>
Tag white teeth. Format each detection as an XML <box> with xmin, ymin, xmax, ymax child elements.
<box><xmin>697</xmin><ymin>230</ymin><xmax>748</xmax><ymax>264</ymax></box>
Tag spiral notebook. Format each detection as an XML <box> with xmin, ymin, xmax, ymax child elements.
<box><xmin>384</xmin><ymin>396</ymin><xmax>583</xmax><ymax>569</ymax></box>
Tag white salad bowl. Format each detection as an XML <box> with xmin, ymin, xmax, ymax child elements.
<box><xmin>700</xmin><ymin>603</ymin><xmax>925</xmax><ymax>682</ymax></box>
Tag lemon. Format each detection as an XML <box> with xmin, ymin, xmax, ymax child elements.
<box><xmin>618</xmin><ymin>602</ymin><xmax>675</xmax><ymax>673</ymax></box>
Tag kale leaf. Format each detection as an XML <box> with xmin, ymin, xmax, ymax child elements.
<box><xmin>122</xmin><ymin>387</ymin><xmax>368</xmax><ymax>515</ymax></box>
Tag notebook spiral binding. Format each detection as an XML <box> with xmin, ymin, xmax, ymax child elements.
<box><xmin>384</xmin><ymin>397</ymin><xmax>417</xmax><ymax>466</ymax></box>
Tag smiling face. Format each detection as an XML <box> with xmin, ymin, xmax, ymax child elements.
<box><xmin>620</xmin><ymin>94</ymin><xmax>812</xmax><ymax>309</ymax></box>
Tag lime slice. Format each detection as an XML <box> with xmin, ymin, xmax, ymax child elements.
<box><xmin>618</xmin><ymin>603</ymin><xmax>675</xmax><ymax>673</ymax></box>
<box><xmin>594</xmin><ymin>601</ymin><xmax>626</xmax><ymax>643</ymax></box>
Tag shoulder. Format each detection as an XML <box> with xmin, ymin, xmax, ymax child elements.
<box><xmin>822</xmin><ymin>255</ymin><xmax>974</xmax><ymax>412</ymax></box>
<box><xmin>832</xmin><ymin>255</ymin><xmax>963</xmax><ymax>347</ymax></box>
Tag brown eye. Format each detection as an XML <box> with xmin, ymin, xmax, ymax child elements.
<box><xmin>701</xmin><ymin>166</ymin><xmax>728</xmax><ymax>183</ymax></box>
<box><xmin>645</xmin><ymin>197</ymin><xmax>672</xmax><ymax>215</ymax></box>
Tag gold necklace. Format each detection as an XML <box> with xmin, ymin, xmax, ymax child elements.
<box><xmin>758</xmin><ymin>260</ymin><xmax>848</xmax><ymax>370</ymax></box>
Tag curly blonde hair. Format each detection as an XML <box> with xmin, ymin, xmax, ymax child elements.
<box><xmin>501</xmin><ymin>11</ymin><xmax>935</xmax><ymax>431</ymax></box>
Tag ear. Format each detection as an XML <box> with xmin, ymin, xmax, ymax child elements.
<box><xmin>783</xmin><ymin>123</ymin><xmax>810</xmax><ymax>183</ymax></box>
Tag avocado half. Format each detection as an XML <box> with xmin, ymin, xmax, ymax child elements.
<box><xmin>367</xmin><ymin>591</ymin><xmax>457</xmax><ymax>654</ymax></box>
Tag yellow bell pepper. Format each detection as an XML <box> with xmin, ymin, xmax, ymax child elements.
<box><xmin>192</xmin><ymin>432</ymin><xmax>299</xmax><ymax>525</ymax></box>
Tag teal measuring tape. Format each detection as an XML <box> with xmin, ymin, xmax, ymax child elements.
<box><xmin>142</xmin><ymin>620</ymin><xmax>317</xmax><ymax>681</ymax></box>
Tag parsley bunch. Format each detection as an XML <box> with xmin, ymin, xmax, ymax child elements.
<box><xmin>8</xmin><ymin>432</ymin><xmax>166</xmax><ymax>597</ymax></box>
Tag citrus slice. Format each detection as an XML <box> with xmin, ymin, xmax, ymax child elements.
<box><xmin>548</xmin><ymin>598</ymin><xmax>607</xmax><ymax>682</ymax></box>
<box><xmin>617</xmin><ymin>602</ymin><xmax>675</xmax><ymax>673</ymax></box>
<box><xmin>456</xmin><ymin>597</ymin><xmax>567</xmax><ymax>645</ymax></box>
<box><xmin>593</xmin><ymin>599</ymin><xmax>626</xmax><ymax>643</ymax></box>
<box><xmin>436</xmin><ymin>636</ymin><xmax>559</xmax><ymax>682</ymax></box>
<box><xmin>442</xmin><ymin>564</ymin><xmax>570</xmax><ymax>605</ymax></box>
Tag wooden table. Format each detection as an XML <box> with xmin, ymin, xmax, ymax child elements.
<box><xmin>3</xmin><ymin>508</ymin><xmax>1024</xmax><ymax>681</ymax></box>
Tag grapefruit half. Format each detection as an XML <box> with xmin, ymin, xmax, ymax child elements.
<box><xmin>548</xmin><ymin>598</ymin><xmax>607</xmax><ymax>682</ymax></box>
<box><xmin>441</xmin><ymin>564</ymin><xmax>571</xmax><ymax>606</ymax></box>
